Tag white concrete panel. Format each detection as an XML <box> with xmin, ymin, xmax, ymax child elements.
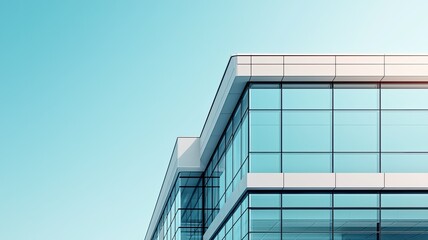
<box><xmin>336</xmin><ymin>56</ymin><xmax>384</xmax><ymax>64</ymax></box>
<box><xmin>246</xmin><ymin>173</ymin><xmax>283</xmax><ymax>189</ymax></box>
<box><xmin>385</xmin><ymin>65</ymin><xmax>428</xmax><ymax>76</ymax></box>
<box><xmin>384</xmin><ymin>173</ymin><xmax>428</xmax><ymax>190</ymax></box>
<box><xmin>236</xmin><ymin>64</ymin><xmax>251</xmax><ymax>76</ymax></box>
<box><xmin>385</xmin><ymin>55</ymin><xmax>428</xmax><ymax>64</ymax></box>
<box><xmin>336</xmin><ymin>65</ymin><xmax>384</xmax><ymax>76</ymax></box>
<box><xmin>284</xmin><ymin>56</ymin><xmax>335</xmax><ymax>64</ymax></box>
<box><xmin>251</xmin><ymin>56</ymin><xmax>283</xmax><ymax>64</ymax></box>
<box><xmin>283</xmin><ymin>76</ymin><xmax>335</xmax><ymax>82</ymax></box>
<box><xmin>177</xmin><ymin>137</ymin><xmax>201</xmax><ymax>169</ymax></box>
<box><xmin>334</xmin><ymin>76</ymin><xmax>384</xmax><ymax>82</ymax></box>
<box><xmin>335</xmin><ymin>173</ymin><xmax>384</xmax><ymax>190</ymax></box>
<box><xmin>284</xmin><ymin>65</ymin><xmax>335</xmax><ymax>77</ymax></box>
<box><xmin>284</xmin><ymin>173</ymin><xmax>335</xmax><ymax>190</ymax></box>
<box><xmin>252</xmin><ymin>64</ymin><xmax>284</xmax><ymax>76</ymax></box>
<box><xmin>236</xmin><ymin>55</ymin><xmax>251</xmax><ymax>64</ymax></box>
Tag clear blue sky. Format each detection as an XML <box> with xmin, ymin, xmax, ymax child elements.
<box><xmin>1</xmin><ymin>1</ymin><xmax>428</xmax><ymax>239</ymax></box>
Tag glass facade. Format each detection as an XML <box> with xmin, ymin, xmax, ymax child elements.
<box><xmin>204</xmin><ymin>83</ymin><xmax>428</xmax><ymax>223</ymax></box>
<box><xmin>152</xmin><ymin>172</ymin><xmax>204</xmax><ymax>240</ymax></box>
<box><xmin>212</xmin><ymin>192</ymin><xmax>428</xmax><ymax>240</ymax></box>
<box><xmin>151</xmin><ymin>82</ymin><xmax>428</xmax><ymax>240</ymax></box>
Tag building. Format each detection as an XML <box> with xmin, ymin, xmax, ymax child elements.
<box><xmin>145</xmin><ymin>55</ymin><xmax>428</xmax><ymax>240</ymax></box>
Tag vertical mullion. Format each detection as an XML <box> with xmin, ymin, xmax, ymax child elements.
<box><xmin>379</xmin><ymin>82</ymin><xmax>382</xmax><ymax>173</ymax></box>
<box><xmin>280</xmin><ymin>84</ymin><xmax>283</xmax><ymax>173</ymax></box>
<box><xmin>332</xmin><ymin>82</ymin><xmax>334</xmax><ymax>174</ymax></box>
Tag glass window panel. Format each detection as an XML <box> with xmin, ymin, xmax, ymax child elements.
<box><xmin>382</xmin><ymin>194</ymin><xmax>428</xmax><ymax>208</ymax></box>
<box><xmin>233</xmin><ymin>220</ymin><xmax>241</xmax><ymax>240</ymax></box>
<box><xmin>233</xmin><ymin>128</ymin><xmax>242</xmax><ymax>178</ymax></box>
<box><xmin>233</xmin><ymin>104</ymin><xmax>242</xmax><ymax>133</ymax></box>
<box><xmin>249</xmin><ymin>209</ymin><xmax>281</xmax><ymax>232</ymax></box>
<box><xmin>382</xmin><ymin>153</ymin><xmax>428</xmax><ymax>173</ymax></box>
<box><xmin>334</xmin><ymin>111</ymin><xmax>379</xmax><ymax>151</ymax></box>
<box><xmin>219</xmin><ymin>136</ymin><xmax>226</xmax><ymax>156</ymax></box>
<box><xmin>283</xmin><ymin>233</ymin><xmax>332</xmax><ymax>240</ymax></box>
<box><xmin>382</xmin><ymin>111</ymin><xmax>428</xmax><ymax>151</ymax></box>
<box><xmin>334</xmin><ymin>210</ymin><xmax>379</xmax><ymax>232</ymax></box>
<box><xmin>334</xmin><ymin>194</ymin><xmax>379</xmax><ymax>208</ymax></box>
<box><xmin>242</xmin><ymin>90</ymin><xmax>249</xmax><ymax>116</ymax></box>
<box><xmin>381</xmin><ymin>233</ymin><xmax>428</xmax><ymax>240</ymax></box>
<box><xmin>283</xmin><ymin>194</ymin><xmax>332</xmax><ymax>208</ymax></box>
<box><xmin>382</xmin><ymin>88</ymin><xmax>428</xmax><ymax>109</ymax></box>
<box><xmin>283</xmin><ymin>153</ymin><xmax>331</xmax><ymax>173</ymax></box>
<box><xmin>282</xmin><ymin>111</ymin><xmax>332</xmax><ymax>152</ymax></box>
<box><xmin>218</xmin><ymin>155</ymin><xmax>226</xmax><ymax>199</ymax></box>
<box><xmin>283</xmin><ymin>86</ymin><xmax>332</xmax><ymax>109</ymax></box>
<box><xmin>226</xmin><ymin>123</ymin><xmax>233</xmax><ymax>145</ymax></box>
<box><xmin>334</xmin><ymin>233</ymin><xmax>378</xmax><ymax>240</ymax></box>
<box><xmin>249</xmin><ymin>153</ymin><xmax>281</xmax><ymax>173</ymax></box>
<box><xmin>242</xmin><ymin>113</ymin><xmax>249</xmax><ymax>162</ymax></box>
<box><xmin>334</xmin><ymin>153</ymin><xmax>379</xmax><ymax>173</ymax></box>
<box><xmin>282</xmin><ymin>210</ymin><xmax>332</xmax><ymax>233</ymax></box>
<box><xmin>250</xmin><ymin>194</ymin><xmax>281</xmax><ymax>208</ymax></box>
<box><xmin>382</xmin><ymin>210</ymin><xmax>428</xmax><ymax>233</ymax></box>
<box><xmin>250</xmin><ymin>84</ymin><xmax>281</xmax><ymax>109</ymax></box>
<box><xmin>334</xmin><ymin>86</ymin><xmax>379</xmax><ymax>109</ymax></box>
<box><xmin>226</xmin><ymin>145</ymin><xmax>233</xmax><ymax>188</ymax></box>
<box><xmin>250</xmin><ymin>111</ymin><xmax>281</xmax><ymax>152</ymax></box>
<box><xmin>242</xmin><ymin>209</ymin><xmax>249</xmax><ymax>237</ymax></box>
<box><xmin>249</xmin><ymin>233</ymin><xmax>280</xmax><ymax>240</ymax></box>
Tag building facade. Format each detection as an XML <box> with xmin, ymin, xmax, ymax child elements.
<box><xmin>145</xmin><ymin>55</ymin><xmax>428</xmax><ymax>240</ymax></box>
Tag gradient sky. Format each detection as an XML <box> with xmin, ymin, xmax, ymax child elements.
<box><xmin>1</xmin><ymin>1</ymin><xmax>428</xmax><ymax>240</ymax></box>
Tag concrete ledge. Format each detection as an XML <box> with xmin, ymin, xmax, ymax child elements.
<box><xmin>284</xmin><ymin>173</ymin><xmax>335</xmax><ymax>190</ymax></box>
<box><xmin>384</xmin><ymin>173</ymin><xmax>428</xmax><ymax>190</ymax></box>
<box><xmin>247</xmin><ymin>173</ymin><xmax>283</xmax><ymax>190</ymax></box>
<box><xmin>336</xmin><ymin>173</ymin><xmax>384</xmax><ymax>190</ymax></box>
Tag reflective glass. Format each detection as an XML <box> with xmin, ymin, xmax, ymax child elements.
<box><xmin>334</xmin><ymin>86</ymin><xmax>379</xmax><ymax>109</ymax></box>
<box><xmin>382</xmin><ymin>210</ymin><xmax>428</xmax><ymax>233</ymax></box>
<box><xmin>334</xmin><ymin>210</ymin><xmax>379</xmax><ymax>232</ymax></box>
<box><xmin>218</xmin><ymin>155</ymin><xmax>226</xmax><ymax>200</ymax></box>
<box><xmin>283</xmin><ymin>233</ymin><xmax>331</xmax><ymax>240</ymax></box>
<box><xmin>382</xmin><ymin>194</ymin><xmax>428</xmax><ymax>207</ymax></box>
<box><xmin>334</xmin><ymin>153</ymin><xmax>379</xmax><ymax>173</ymax></box>
<box><xmin>382</xmin><ymin>153</ymin><xmax>428</xmax><ymax>173</ymax></box>
<box><xmin>382</xmin><ymin>87</ymin><xmax>428</xmax><ymax>109</ymax></box>
<box><xmin>282</xmin><ymin>111</ymin><xmax>332</xmax><ymax>152</ymax></box>
<box><xmin>250</xmin><ymin>111</ymin><xmax>281</xmax><ymax>152</ymax></box>
<box><xmin>250</xmin><ymin>209</ymin><xmax>281</xmax><ymax>232</ymax></box>
<box><xmin>334</xmin><ymin>194</ymin><xmax>379</xmax><ymax>208</ymax></box>
<box><xmin>242</xmin><ymin>90</ymin><xmax>249</xmax><ymax>116</ymax></box>
<box><xmin>282</xmin><ymin>210</ymin><xmax>332</xmax><ymax>233</ymax></box>
<box><xmin>249</xmin><ymin>153</ymin><xmax>281</xmax><ymax>173</ymax></box>
<box><xmin>250</xmin><ymin>85</ymin><xmax>281</xmax><ymax>109</ymax></box>
<box><xmin>334</xmin><ymin>111</ymin><xmax>379</xmax><ymax>151</ymax></box>
<box><xmin>242</xmin><ymin>113</ymin><xmax>249</xmax><ymax>161</ymax></box>
<box><xmin>282</xmin><ymin>153</ymin><xmax>331</xmax><ymax>173</ymax></box>
<box><xmin>233</xmin><ymin>128</ymin><xmax>242</xmax><ymax>177</ymax></box>
<box><xmin>226</xmin><ymin>145</ymin><xmax>232</xmax><ymax>188</ymax></box>
<box><xmin>382</xmin><ymin>111</ymin><xmax>428</xmax><ymax>151</ymax></box>
<box><xmin>250</xmin><ymin>194</ymin><xmax>281</xmax><ymax>208</ymax></box>
<box><xmin>249</xmin><ymin>233</ymin><xmax>280</xmax><ymax>240</ymax></box>
<box><xmin>282</xmin><ymin>86</ymin><xmax>332</xmax><ymax>109</ymax></box>
<box><xmin>283</xmin><ymin>194</ymin><xmax>332</xmax><ymax>208</ymax></box>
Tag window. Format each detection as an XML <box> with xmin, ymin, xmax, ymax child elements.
<box><xmin>334</xmin><ymin>111</ymin><xmax>379</xmax><ymax>152</ymax></box>
<box><xmin>283</xmin><ymin>153</ymin><xmax>331</xmax><ymax>173</ymax></box>
<box><xmin>250</xmin><ymin>111</ymin><xmax>281</xmax><ymax>152</ymax></box>
<box><xmin>250</xmin><ymin>84</ymin><xmax>281</xmax><ymax>109</ymax></box>
<box><xmin>249</xmin><ymin>153</ymin><xmax>281</xmax><ymax>173</ymax></box>
<box><xmin>283</xmin><ymin>111</ymin><xmax>332</xmax><ymax>152</ymax></box>
<box><xmin>283</xmin><ymin>84</ymin><xmax>332</xmax><ymax>109</ymax></box>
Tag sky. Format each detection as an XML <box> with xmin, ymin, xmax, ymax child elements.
<box><xmin>1</xmin><ymin>0</ymin><xmax>428</xmax><ymax>240</ymax></box>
